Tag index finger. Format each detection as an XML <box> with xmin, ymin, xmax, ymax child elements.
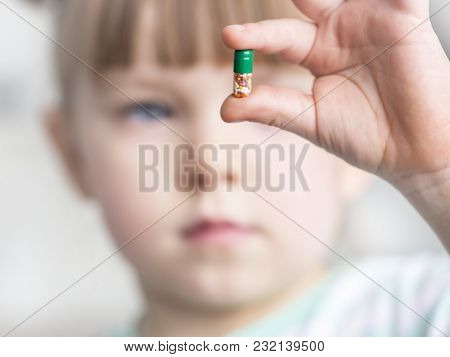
<box><xmin>222</xmin><ymin>19</ymin><xmax>317</xmax><ymax>65</ymax></box>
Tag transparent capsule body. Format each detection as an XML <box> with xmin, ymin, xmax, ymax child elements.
<box><xmin>233</xmin><ymin>72</ymin><xmax>252</xmax><ymax>98</ymax></box>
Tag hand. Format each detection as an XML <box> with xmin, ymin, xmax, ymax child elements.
<box><xmin>221</xmin><ymin>0</ymin><xmax>450</xmax><ymax>244</ymax></box>
<box><xmin>221</xmin><ymin>0</ymin><xmax>450</xmax><ymax>181</ymax></box>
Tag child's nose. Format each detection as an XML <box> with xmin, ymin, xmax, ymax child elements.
<box><xmin>186</xmin><ymin>115</ymin><xmax>245</xmax><ymax>191</ymax></box>
<box><xmin>190</xmin><ymin>109</ymin><xmax>237</xmax><ymax>145</ymax></box>
<box><xmin>192</xmin><ymin>143</ymin><xmax>240</xmax><ymax>191</ymax></box>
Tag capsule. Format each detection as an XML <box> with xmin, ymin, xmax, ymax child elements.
<box><xmin>233</xmin><ymin>49</ymin><xmax>253</xmax><ymax>98</ymax></box>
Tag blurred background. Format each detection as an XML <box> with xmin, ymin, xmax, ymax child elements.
<box><xmin>0</xmin><ymin>0</ymin><xmax>449</xmax><ymax>336</ymax></box>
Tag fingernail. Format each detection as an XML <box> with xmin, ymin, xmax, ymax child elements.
<box><xmin>226</xmin><ymin>24</ymin><xmax>245</xmax><ymax>32</ymax></box>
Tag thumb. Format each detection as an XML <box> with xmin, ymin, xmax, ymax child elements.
<box><xmin>221</xmin><ymin>85</ymin><xmax>318</xmax><ymax>144</ymax></box>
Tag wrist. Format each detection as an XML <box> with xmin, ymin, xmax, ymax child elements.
<box><xmin>394</xmin><ymin>167</ymin><xmax>450</xmax><ymax>247</ymax></box>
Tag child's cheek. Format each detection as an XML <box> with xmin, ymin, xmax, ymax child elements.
<box><xmin>256</xmin><ymin>136</ymin><xmax>341</xmax><ymax>261</ymax></box>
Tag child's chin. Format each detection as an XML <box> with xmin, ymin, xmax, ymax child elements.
<box><xmin>168</xmin><ymin>267</ymin><xmax>280</xmax><ymax>309</ymax></box>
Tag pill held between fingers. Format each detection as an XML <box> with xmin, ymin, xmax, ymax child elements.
<box><xmin>233</xmin><ymin>49</ymin><xmax>253</xmax><ymax>98</ymax></box>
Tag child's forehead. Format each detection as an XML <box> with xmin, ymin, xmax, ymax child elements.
<box><xmin>90</xmin><ymin>62</ymin><xmax>311</xmax><ymax>104</ymax></box>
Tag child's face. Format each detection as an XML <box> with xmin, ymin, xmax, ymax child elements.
<box><xmin>59</xmin><ymin>27</ymin><xmax>345</xmax><ymax>309</ymax></box>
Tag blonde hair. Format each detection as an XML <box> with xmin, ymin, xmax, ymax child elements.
<box><xmin>48</xmin><ymin>0</ymin><xmax>302</xmax><ymax>110</ymax></box>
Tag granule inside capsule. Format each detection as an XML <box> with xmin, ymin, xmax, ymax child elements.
<box><xmin>233</xmin><ymin>73</ymin><xmax>252</xmax><ymax>98</ymax></box>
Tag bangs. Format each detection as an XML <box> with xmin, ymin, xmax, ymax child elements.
<box><xmin>153</xmin><ymin>0</ymin><xmax>292</xmax><ymax>66</ymax></box>
<box><xmin>53</xmin><ymin>0</ymin><xmax>303</xmax><ymax>107</ymax></box>
<box><xmin>54</xmin><ymin>0</ymin><xmax>303</xmax><ymax>69</ymax></box>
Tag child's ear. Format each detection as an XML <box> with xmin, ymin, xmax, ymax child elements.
<box><xmin>337</xmin><ymin>161</ymin><xmax>373</xmax><ymax>203</ymax></box>
<box><xmin>45</xmin><ymin>108</ymin><xmax>92</xmax><ymax>198</ymax></box>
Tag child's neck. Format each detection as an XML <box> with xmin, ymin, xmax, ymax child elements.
<box><xmin>138</xmin><ymin>266</ymin><xmax>326</xmax><ymax>337</ymax></box>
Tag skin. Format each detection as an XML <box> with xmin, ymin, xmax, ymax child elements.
<box><xmin>222</xmin><ymin>0</ymin><xmax>450</xmax><ymax>245</ymax></box>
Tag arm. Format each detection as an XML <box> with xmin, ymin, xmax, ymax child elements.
<box><xmin>396</xmin><ymin>168</ymin><xmax>450</xmax><ymax>249</ymax></box>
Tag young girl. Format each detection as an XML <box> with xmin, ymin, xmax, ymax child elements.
<box><xmin>44</xmin><ymin>0</ymin><xmax>450</xmax><ymax>336</ymax></box>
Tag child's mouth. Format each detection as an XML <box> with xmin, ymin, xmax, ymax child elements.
<box><xmin>181</xmin><ymin>219</ymin><xmax>256</xmax><ymax>244</ymax></box>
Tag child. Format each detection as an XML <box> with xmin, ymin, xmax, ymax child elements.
<box><xmin>44</xmin><ymin>0</ymin><xmax>450</xmax><ymax>336</ymax></box>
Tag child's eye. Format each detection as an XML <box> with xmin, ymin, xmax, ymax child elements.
<box><xmin>123</xmin><ymin>101</ymin><xmax>174</xmax><ymax>121</ymax></box>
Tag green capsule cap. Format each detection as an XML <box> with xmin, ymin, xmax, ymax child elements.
<box><xmin>234</xmin><ymin>49</ymin><xmax>253</xmax><ymax>74</ymax></box>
